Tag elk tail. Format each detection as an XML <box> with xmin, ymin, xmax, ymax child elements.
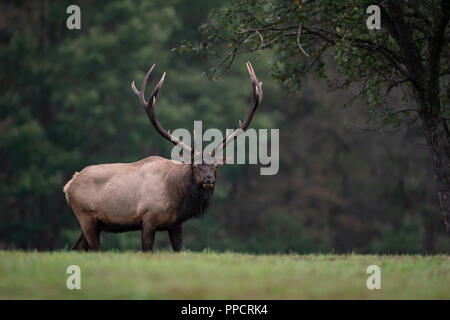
<box><xmin>63</xmin><ymin>172</ymin><xmax>80</xmax><ymax>203</ymax></box>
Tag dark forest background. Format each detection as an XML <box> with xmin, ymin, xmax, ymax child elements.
<box><xmin>1</xmin><ymin>0</ymin><xmax>449</xmax><ymax>253</ymax></box>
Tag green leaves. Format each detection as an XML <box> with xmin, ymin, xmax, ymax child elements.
<box><xmin>180</xmin><ymin>0</ymin><xmax>442</xmax><ymax>130</ymax></box>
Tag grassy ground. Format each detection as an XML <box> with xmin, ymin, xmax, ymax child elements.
<box><xmin>0</xmin><ymin>250</ymin><xmax>448</xmax><ymax>299</ymax></box>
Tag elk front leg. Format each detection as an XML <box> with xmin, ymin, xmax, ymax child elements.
<box><xmin>168</xmin><ymin>223</ymin><xmax>183</xmax><ymax>252</ymax></box>
<box><xmin>141</xmin><ymin>220</ymin><xmax>156</xmax><ymax>252</ymax></box>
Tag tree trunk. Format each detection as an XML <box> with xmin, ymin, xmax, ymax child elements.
<box><xmin>419</xmin><ymin>110</ymin><xmax>450</xmax><ymax>233</ymax></box>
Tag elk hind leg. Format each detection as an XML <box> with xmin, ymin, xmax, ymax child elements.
<box><xmin>78</xmin><ymin>215</ymin><xmax>101</xmax><ymax>251</ymax></box>
<box><xmin>71</xmin><ymin>232</ymin><xmax>89</xmax><ymax>251</ymax></box>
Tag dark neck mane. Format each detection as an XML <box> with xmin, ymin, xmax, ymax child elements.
<box><xmin>175</xmin><ymin>167</ymin><xmax>214</xmax><ymax>224</ymax></box>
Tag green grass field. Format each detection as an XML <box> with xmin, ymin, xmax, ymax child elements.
<box><xmin>0</xmin><ymin>251</ymin><xmax>448</xmax><ymax>299</ymax></box>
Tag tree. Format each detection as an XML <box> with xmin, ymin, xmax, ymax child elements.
<box><xmin>179</xmin><ymin>0</ymin><xmax>450</xmax><ymax>231</ymax></box>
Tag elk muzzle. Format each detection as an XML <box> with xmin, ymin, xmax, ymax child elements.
<box><xmin>202</xmin><ymin>175</ymin><xmax>215</xmax><ymax>189</ymax></box>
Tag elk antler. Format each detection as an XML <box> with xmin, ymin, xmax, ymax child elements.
<box><xmin>211</xmin><ymin>61</ymin><xmax>263</xmax><ymax>158</ymax></box>
<box><xmin>132</xmin><ymin>65</ymin><xmax>192</xmax><ymax>154</ymax></box>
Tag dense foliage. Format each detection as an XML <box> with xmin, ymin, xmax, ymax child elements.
<box><xmin>179</xmin><ymin>0</ymin><xmax>450</xmax><ymax>236</ymax></box>
<box><xmin>0</xmin><ymin>0</ymin><xmax>448</xmax><ymax>253</ymax></box>
<box><xmin>181</xmin><ymin>0</ymin><xmax>449</xmax><ymax>126</ymax></box>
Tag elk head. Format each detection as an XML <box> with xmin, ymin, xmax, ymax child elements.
<box><xmin>131</xmin><ymin>62</ymin><xmax>263</xmax><ymax>190</ymax></box>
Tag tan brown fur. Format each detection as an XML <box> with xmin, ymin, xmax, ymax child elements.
<box><xmin>63</xmin><ymin>171</ymin><xmax>80</xmax><ymax>203</ymax></box>
<box><xmin>64</xmin><ymin>156</ymin><xmax>191</xmax><ymax>227</ymax></box>
<box><xmin>64</xmin><ymin>156</ymin><xmax>208</xmax><ymax>251</ymax></box>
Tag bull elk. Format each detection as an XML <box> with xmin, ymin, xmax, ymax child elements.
<box><xmin>63</xmin><ymin>62</ymin><xmax>262</xmax><ymax>252</ymax></box>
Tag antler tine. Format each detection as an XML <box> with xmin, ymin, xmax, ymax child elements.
<box><xmin>248</xmin><ymin>61</ymin><xmax>263</xmax><ymax>102</ymax></box>
<box><xmin>132</xmin><ymin>65</ymin><xmax>192</xmax><ymax>155</ymax></box>
<box><xmin>131</xmin><ymin>64</ymin><xmax>156</xmax><ymax>106</ymax></box>
<box><xmin>142</xmin><ymin>64</ymin><xmax>156</xmax><ymax>93</ymax></box>
<box><xmin>211</xmin><ymin>61</ymin><xmax>263</xmax><ymax>158</ymax></box>
<box><xmin>131</xmin><ymin>81</ymin><xmax>145</xmax><ymax>105</ymax></box>
<box><xmin>151</xmin><ymin>71</ymin><xmax>166</xmax><ymax>99</ymax></box>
